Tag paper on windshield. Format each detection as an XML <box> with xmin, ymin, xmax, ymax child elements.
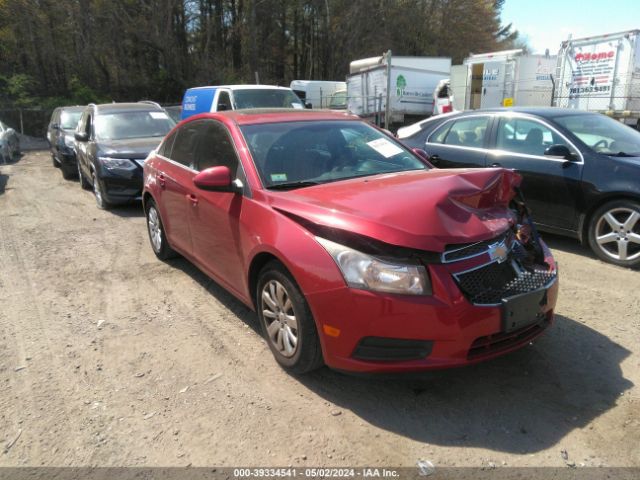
<box><xmin>366</xmin><ymin>138</ymin><xmax>404</xmax><ymax>158</ymax></box>
<box><xmin>291</xmin><ymin>103</ymin><xmax>304</xmax><ymax>109</ymax></box>
<box><xmin>149</xmin><ymin>112</ymin><xmax>169</xmax><ymax>120</ymax></box>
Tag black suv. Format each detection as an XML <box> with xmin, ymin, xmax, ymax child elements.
<box><xmin>75</xmin><ymin>102</ymin><xmax>175</xmax><ymax>209</ymax></box>
<box><xmin>47</xmin><ymin>106</ymin><xmax>84</xmax><ymax>179</ymax></box>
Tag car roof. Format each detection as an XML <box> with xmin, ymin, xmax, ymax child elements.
<box><xmin>60</xmin><ymin>105</ymin><xmax>85</xmax><ymax>112</ymax></box>
<box><xmin>199</xmin><ymin>109</ymin><xmax>361</xmax><ymax>125</ymax></box>
<box><xmin>187</xmin><ymin>85</ymin><xmax>294</xmax><ymax>92</ymax></box>
<box><xmin>457</xmin><ymin>107</ymin><xmax>596</xmax><ymax>118</ymax></box>
<box><xmin>93</xmin><ymin>102</ymin><xmax>164</xmax><ymax>114</ymax></box>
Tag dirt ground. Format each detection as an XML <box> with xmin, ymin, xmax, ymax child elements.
<box><xmin>1</xmin><ymin>151</ymin><xmax>639</xmax><ymax>469</ymax></box>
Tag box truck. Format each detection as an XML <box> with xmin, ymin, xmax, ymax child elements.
<box><xmin>346</xmin><ymin>52</ymin><xmax>451</xmax><ymax>127</ymax></box>
<box><xmin>450</xmin><ymin>49</ymin><xmax>556</xmax><ymax>111</ymax></box>
<box><xmin>553</xmin><ymin>29</ymin><xmax>640</xmax><ymax>128</ymax></box>
<box><xmin>289</xmin><ymin>80</ymin><xmax>347</xmax><ymax>108</ymax></box>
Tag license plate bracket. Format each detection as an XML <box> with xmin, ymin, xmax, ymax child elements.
<box><xmin>502</xmin><ymin>288</ymin><xmax>548</xmax><ymax>333</ymax></box>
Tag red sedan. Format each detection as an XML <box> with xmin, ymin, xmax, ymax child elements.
<box><xmin>142</xmin><ymin>110</ymin><xmax>558</xmax><ymax>374</ymax></box>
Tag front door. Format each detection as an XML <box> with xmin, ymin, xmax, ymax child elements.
<box><xmin>188</xmin><ymin>120</ymin><xmax>246</xmax><ymax>295</ymax></box>
<box><xmin>488</xmin><ymin>115</ymin><xmax>584</xmax><ymax>230</ymax></box>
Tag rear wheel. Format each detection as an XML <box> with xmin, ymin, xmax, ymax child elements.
<box><xmin>256</xmin><ymin>261</ymin><xmax>323</xmax><ymax>374</ymax></box>
<box><xmin>146</xmin><ymin>199</ymin><xmax>177</xmax><ymax>260</ymax></box>
<box><xmin>588</xmin><ymin>200</ymin><xmax>640</xmax><ymax>268</ymax></box>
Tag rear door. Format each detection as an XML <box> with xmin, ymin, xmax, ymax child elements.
<box><xmin>487</xmin><ymin>115</ymin><xmax>584</xmax><ymax>229</ymax></box>
<box><xmin>188</xmin><ymin>119</ymin><xmax>247</xmax><ymax>295</ymax></box>
<box><xmin>423</xmin><ymin>115</ymin><xmax>491</xmax><ymax>168</ymax></box>
<box><xmin>155</xmin><ymin>121</ymin><xmax>203</xmax><ymax>255</ymax></box>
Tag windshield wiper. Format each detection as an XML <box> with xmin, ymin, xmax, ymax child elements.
<box><xmin>608</xmin><ymin>151</ymin><xmax>639</xmax><ymax>157</ymax></box>
<box><xmin>267</xmin><ymin>181</ymin><xmax>321</xmax><ymax>190</ymax></box>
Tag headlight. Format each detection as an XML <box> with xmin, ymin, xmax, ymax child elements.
<box><xmin>64</xmin><ymin>134</ymin><xmax>75</xmax><ymax>148</ymax></box>
<box><xmin>316</xmin><ymin>237</ymin><xmax>431</xmax><ymax>295</ymax></box>
<box><xmin>98</xmin><ymin>156</ymin><xmax>137</xmax><ymax>171</ymax></box>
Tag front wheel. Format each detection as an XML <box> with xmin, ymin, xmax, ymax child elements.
<box><xmin>256</xmin><ymin>261</ymin><xmax>323</xmax><ymax>374</ymax></box>
<box><xmin>92</xmin><ymin>170</ymin><xmax>111</xmax><ymax>210</ymax></box>
<box><xmin>78</xmin><ymin>162</ymin><xmax>91</xmax><ymax>189</ymax></box>
<box><xmin>588</xmin><ymin>200</ymin><xmax>640</xmax><ymax>268</ymax></box>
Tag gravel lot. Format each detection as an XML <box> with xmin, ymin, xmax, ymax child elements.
<box><xmin>1</xmin><ymin>151</ymin><xmax>639</xmax><ymax>469</ymax></box>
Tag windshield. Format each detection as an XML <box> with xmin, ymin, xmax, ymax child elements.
<box><xmin>555</xmin><ymin>113</ymin><xmax>640</xmax><ymax>156</ymax></box>
<box><xmin>241</xmin><ymin>120</ymin><xmax>428</xmax><ymax>189</ymax></box>
<box><xmin>60</xmin><ymin>110</ymin><xmax>83</xmax><ymax>130</ymax></box>
<box><xmin>94</xmin><ymin>111</ymin><xmax>174</xmax><ymax>141</ymax></box>
<box><xmin>233</xmin><ymin>89</ymin><xmax>305</xmax><ymax>110</ymax></box>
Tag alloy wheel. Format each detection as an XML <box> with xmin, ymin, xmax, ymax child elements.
<box><xmin>260</xmin><ymin>280</ymin><xmax>299</xmax><ymax>358</ymax></box>
<box><xmin>594</xmin><ymin>207</ymin><xmax>640</xmax><ymax>262</ymax></box>
<box><xmin>147</xmin><ymin>206</ymin><xmax>163</xmax><ymax>253</ymax></box>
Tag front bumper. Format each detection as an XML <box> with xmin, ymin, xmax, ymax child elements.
<box><xmin>307</xmin><ymin>242</ymin><xmax>558</xmax><ymax>373</ymax></box>
<box><xmin>97</xmin><ymin>165</ymin><xmax>144</xmax><ymax>204</ymax></box>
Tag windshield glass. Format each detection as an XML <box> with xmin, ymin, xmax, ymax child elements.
<box><xmin>60</xmin><ymin>110</ymin><xmax>83</xmax><ymax>130</ymax></box>
<box><xmin>555</xmin><ymin>113</ymin><xmax>640</xmax><ymax>156</ymax></box>
<box><xmin>233</xmin><ymin>89</ymin><xmax>305</xmax><ymax>110</ymax></box>
<box><xmin>94</xmin><ymin>111</ymin><xmax>174</xmax><ymax>141</ymax></box>
<box><xmin>241</xmin><ymin>120</ymin><xmax>428</xmax><ymax>188</ymax></box>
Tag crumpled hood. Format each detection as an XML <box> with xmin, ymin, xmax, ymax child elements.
<box><xmin>99</xmin><ymin>137</ymin><xmax>163</xmax><ymax>159</ymax></box>
<box><xmin>265</xmin><ymin>168</ymin><xmax>522</xmax><ymax>252</ymax></box>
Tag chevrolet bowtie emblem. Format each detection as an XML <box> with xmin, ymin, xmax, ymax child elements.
<box><xmin>489</xmin><ymin>242</ymin><xmax>509</xmax><ymax>263</ymax></box>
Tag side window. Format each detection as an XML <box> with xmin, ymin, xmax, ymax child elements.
<box><xmin>170</xmin><ymin>121</ymin><xmax>204</xmax><ymax>169</ymax></box>
<box><xmin>497</xmin><ymin>117</ymin><xmax>569</xmax><ymax>157</ymax></box>
<box><xmin>194</xmin><ymin>120</ymin><xmax>239</xmax><ymax>173</ymax></box>
<box><xmin>429</xmin><ymin>117</ymin><xmax>490</xmax><ymax>148</ymax></box>
<box><xmin>216</xmin><ymin>91</ymin><xmax>232</xmax><ymax>111</ymax></box>
<box><xmin>158</xmin><ymin>130</ymin><xmax>177</xmax><ymax>158</ymax></box>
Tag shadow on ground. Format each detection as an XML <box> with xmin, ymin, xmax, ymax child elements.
<box><xmin>541</xmin><ymin>232</ymin><xmax>598</xmax><ymax>261</ymax></box>
<box><xmin>162</xmin><ymin>257</ymin><xmax>632</xmax><ymax>454</ymax></box>
<box><xmin>108</xmin><ymin>201</ymin><xmax>146</xmax><ymax>218</ymax></box>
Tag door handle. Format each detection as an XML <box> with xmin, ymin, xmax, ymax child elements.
<box><xmin>157</xmin><ymin>173</ymin><xmax>166</xmax><ymax>188</ymax></box>
<box><xmin>491</xmin><ymin>162</ymin><xmax>502</xmax><ymax>167</ymax></box>
<box><xmin>430</xmin><ymin>154</ymin><xmax>441</xmax><ymax>165</ymax></box>
<box><xmin>186</xmin><ymin>194</ymin><xmax>199</xmax><ymax>206</ymax></box>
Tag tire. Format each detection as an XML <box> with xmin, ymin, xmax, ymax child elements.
<box><xmin>256</xmin><ymin>261</ymin><xmax>324</xmax><ymax>374</ymax></box>
<box><xmin>588</xmin><ymin>199</ymin><xmax>640</xmax><ymax>268</ymax></box>
<box><xmin>78</xmin><ymin>162</ymin><xmax>91</xmax><ymax>189</ymax></box>
<box><xmin>145</xmin><ymin>199</ymin><xmax>177</xmax><ymax>260</ymax></box>
<box><xmin>61</xmin><ymin>164</ymin><xmax>77</xmax><ymax>180</ymax></box>
<box><xmin>91</xmin><ymin>170</ymin><xmax>112</xmax><ymax>210</ymax></box>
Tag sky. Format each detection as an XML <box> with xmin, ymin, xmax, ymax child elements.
<box><xmin>501</xmin><ymin>0</ymin><xmax>640</xmax><ymax>54</ymax></box>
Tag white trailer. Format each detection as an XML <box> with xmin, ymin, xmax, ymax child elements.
<box><xmin>450</xmin><ymin>49</ymin><xmax>556</xmax><ymax>111</ymax></box>
<box><xmin>289</xmin><ymin>80</ymin><xmax>347</xmax><ymax>108</ymax></box>
<box><xmin>346</xmin><ymin>52</ymin><xmax>451</xmax><ymax>127</ymax></box>
<box><xmin>553</xmin><ymin>29</ymin><xmax>640</xmax><ymax>128</ymax></box>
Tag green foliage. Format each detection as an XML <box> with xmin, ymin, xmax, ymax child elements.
<box><xmin>0</xmin><ymin>0</ymin><xmax>526</xmax><ymax>106</ymax></box>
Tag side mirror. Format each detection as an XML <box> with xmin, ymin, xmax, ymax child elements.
<box><xmin>75</xmin><ymin>131</ymin><xmax>89</xmax><ymax>142</ymax></box>
<box><xmin>304</xmin><ymin>102</ymin><xmax>313</xmax><ymax>109</ymax></box>
<box><xmin>51</xmin><ymin>123</ymin><xmax>60</xmax><ymax>130</ymax></box>
<box><xmin>217</xmin><ymin>103</ymin><xmax>229</xmax><ymax>112</ymax></box>
<box><xmin>412</xmin><ymin>147</ymin><xmax>430</xmax><ymax>161</ymax></box>
<box><xmin>193</xmin><ymin>166</ymin><xmax>234</xmax><ymax>191</ymax></box>
<box><xmin>544</xmin><ymin>144</ymin><xmax>575</xmax><ymax>160</ymax></box>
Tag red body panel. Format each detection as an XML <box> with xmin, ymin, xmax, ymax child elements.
<box><xmin>143</xmin><ymin>110</ymin><xmax>559</xmax><ymax>373</ymax></box>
